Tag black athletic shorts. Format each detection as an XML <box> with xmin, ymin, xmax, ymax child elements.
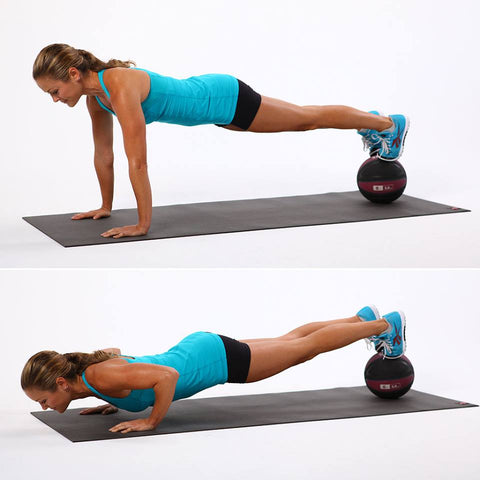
<box><xmin>218</xmin><ymin>334</ymin><xmax>251</xmax><ymax>383</ymax></box>
<box><xmin>216</xmin><ymin>79</ymin><xmax>262</xmax><ymax>130</ymax></box>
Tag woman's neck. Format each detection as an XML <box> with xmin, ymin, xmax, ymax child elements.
<box><xmin>81</xmin><ymin>70</ymin><xmax>104</xmax><ymax>97</ymax></box>
<box><xmin>70</xmin><ymin>375</ymin><xmax>94</xmax><ymax>400</ymax></box>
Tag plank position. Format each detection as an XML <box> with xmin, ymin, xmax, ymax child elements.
<box><xmin>22</xmin><ymin>306</ymin><xmax>406</xmax><ymax>433</ymax></box>
<box><xmin>34</xmin><ymin>44</ymin><xmax>409</xmax><ymax>238</ymax></box>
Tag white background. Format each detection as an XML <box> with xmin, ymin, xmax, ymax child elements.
<box><xmin>0</xmin><ymin>269</ymin><xmax>479</xmax><ymax>479</ymax></box>
<box><xmin>0</xmin><ymin>0</ymin><xmax>479</xmax><ymax>267</ymax></box>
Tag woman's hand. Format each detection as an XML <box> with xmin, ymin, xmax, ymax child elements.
<box><xmin>109</xmin><ymin>418</ymin><xmax>155</xmax><ymax>434</ymax></box>
<box><xmin>72</xmin><ymin>208</ymin><xmax>111</xmax><ymax>220</ymax></box>
<box><xmin>79</xmin><ymin>404</ymin><xmax>118</xmax><ymax>415</ymax></box>
<box><xmin>101</xmin><ymin>224</ymin><xmax>149</xmax><ymax>239</ymax></box>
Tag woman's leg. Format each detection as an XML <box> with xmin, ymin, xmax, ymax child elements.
<box><xmin>241</xmin><ymin>314</ymin><xmax>362</xmax><ymax>344</ymax></box>
<box><xmin>244</xmin><ymin>318</ymin><xmax>388</xmax><ymax>383</ymax></box>
<box><xmin>245</xmin><ymin>96</ymin><xmax>393</xmax><ymax>133</ymax></box>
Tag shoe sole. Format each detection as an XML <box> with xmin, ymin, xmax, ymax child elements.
<box><xmin>378</xmin><ymin>116</ymin><xmax>410</xmax><ymax>162</ymax></box>
<box><xmin>366</xmin><ymin>304</ymin><xmax>380</xmax><ymax>320</ymax></box>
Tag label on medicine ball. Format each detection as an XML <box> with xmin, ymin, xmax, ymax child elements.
<box><xmin>359</xmin><ymin>179</ymin><xmax>406</xmax><ymax>193</ymax></box>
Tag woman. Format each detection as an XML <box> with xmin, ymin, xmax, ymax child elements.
<box><xmin>33</xmin><ymin>44</ymin><xmax>409</xmax><ymax>239</ymax></box>
<box><xmin>22</xmin><ymin>306</ymin><xmax>405</xmax><ymax>434</ymax></box>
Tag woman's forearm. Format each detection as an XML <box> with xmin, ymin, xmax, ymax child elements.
<box><xmin>94</xmin><ymin>153</ymin><xmax>114</xmax><ymax>211</ymax></box>
<box><xmin>128</xmin><ymin>161</ymin><xmax>152</xmax><ymax>231</ymax></box>
<box><xmin>146</xmin><ymin>370</ymin><xmax>179</xmax><ymax>428</ymax></box>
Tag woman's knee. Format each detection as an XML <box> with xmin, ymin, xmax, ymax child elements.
<box><xmin>289</xmin><ymin>107</ymin><xmax>318</xmax><ymax>131</ymax></box>
<box><xmin>290</xmin><ymin>338</ymin><xmax>317</xmax><ymax>365</ymax></box>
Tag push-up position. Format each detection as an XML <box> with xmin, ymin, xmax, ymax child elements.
<box><xmin>34</xmin><ymin>44</ymin><xmax>409</xmax><ymax>238</ymax></box>
<box><xmin>22</xmin><ymin>306</ymin><xmax>406</xmax><ymax>433</ymax></box>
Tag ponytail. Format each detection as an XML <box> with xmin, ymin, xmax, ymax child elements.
<box><xmin>33</xmin><ymin>43</ymin><xmax>136</xmax><ymax>81</ymax></box>
<box><xmin>21</xmin><ymin>350</ymin><xmax>114</xmax><ymax>391</ymax></box>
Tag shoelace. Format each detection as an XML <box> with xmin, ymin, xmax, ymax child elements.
<box><xmin>362</xmin><ymin>134</ymin><xmax>390</xmax><ymax>155</ymax></box>
<box><xmin>368</xmin><ymin>325</ymin><xmax>407</xmax><ymax>358</ymax></box>
<box><xmin>364</xmin><ymin>337</ymin><xmax>391</xmax><ymax>357</ymax></box>
<box><xmin>364</xmin><ymin>337</ymin><xmax>374</xmax><ymax>350</ymax></box>
<box><xmin>377</xmin><ymin>339</ymin><xmax>393</xmax><ymax>359</ymax></box>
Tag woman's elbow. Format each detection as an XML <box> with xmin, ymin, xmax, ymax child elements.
<box><xmin>165</xmin><ymin>368</ymin><xmax>180</xmax><ymax>383</ymax></box>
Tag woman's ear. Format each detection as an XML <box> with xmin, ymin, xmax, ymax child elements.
<box><xmin>56</xmin><ymin>377</ymin><xmax>69</xmax><ymax>392</ymax></box>
<box><xmin>68</xmin><ymin>67</ymin><xmax>81</xmax><ymax>81</ymax></box>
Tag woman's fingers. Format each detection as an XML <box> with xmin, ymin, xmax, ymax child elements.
<box><xmin>101</xmin><ymin>225</ymin><xmax>148</xmax><ymax>238</ymax></box>
<box><xmin>80</xmin><ymin>404</ymin><xmax>117</xmax><ymax>415</ymax></box>
<box><xmin>101</xmin><ymin>406</ymin><xmax>118</xmax><ymax>415</ymax></box>
<box><xmin>71</xmin><ymin>212</ymin><xmax>92</xmax><ymax>220</ymax></box>
<box><xmin>79</xmin><ymin>406</ymin><xmax>103</xmax><ymax>415</ymax></box>
<box><xmin>109</xmin><ymin>419</ymin><xmax>154</xmax><ymax>433</ymax></box>
<box><xmin>109</xmin><ymin>422</ymin><xmax>131</xmax><ymax>433</ymax></box>
<box><xmin>72</xmin><ymin>209</ymin><xmax>111</xmax><ymax>220</ymax></box>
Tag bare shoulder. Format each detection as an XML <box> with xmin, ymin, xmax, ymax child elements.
<box><xmin>84</xmin><ymin>358</ymin><xmax>129</xmax><ymax>387</ymax></box>
<box><xmin>85</xmin><ymin>358</ymin><xmax>128</xmax><ymax>379</ymax></box>
<box><xmin>102</xmin><ymin>67</ymin><xmax>150</xmax><ymax>102</ymax></box>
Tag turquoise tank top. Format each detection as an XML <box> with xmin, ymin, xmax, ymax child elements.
<box><xmin>95</xmin><ymin>68</ymin><xmax>239</xmax><ymax>126</ymax></box>
<box><xmin>81</xmin><ymin>332</ymin><xmax>228</xmax><ymax>412</ymax></box>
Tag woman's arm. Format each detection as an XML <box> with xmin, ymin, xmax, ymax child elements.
<box><xmin>71</xmin><ymin>96</ymin><xmax>114</xmax><ymax>221</ymax></box>
<box><xmin>99</xmin><ymin>70</ymin><xmax>152</xmax><ymax>239</ymax></box>
<box><xmin>90</xmin><ymin>362</ymin><xmax>179</xmax><ymax>433</ymax></box>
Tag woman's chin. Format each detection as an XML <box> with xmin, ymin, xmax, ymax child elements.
<box><xmin>69</xmin><ymin>97</ymin><xmax>82</xmax><ymax>107</ymax></box>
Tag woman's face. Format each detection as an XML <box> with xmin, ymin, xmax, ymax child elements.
<box><xmin>25</xmin><ymin>381</ymin><xmax>72</xmax><ymax>413</ymax></box>
<box><xmin>36</xmin><ymin>68</ymin><xmax>83</xmax><ymax>107</ymax></box>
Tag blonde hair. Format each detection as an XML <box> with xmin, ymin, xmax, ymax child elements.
<box><xmin>21</xmin><ymin>350</ymin><xmax>115</xmax><ymax>391</ymax></box>
<box><xmin>32</xmin><ymin>43</ymin><xmax>136</xmax><ymax>81</ymax></box>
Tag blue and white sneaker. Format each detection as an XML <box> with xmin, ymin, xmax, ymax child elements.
<box><xmin>357</xmin><ymin>112</ymin><xmax>410</xmax><ymax>161</ymax></box>
<box><xmin>357</xmin><ymin>111</ymin><xmax>383</xmax><ymax>156</ymax></box>
<box><xmin>357</xmin><ymin>305</ymin><xmax>382</xmax><ymax>351</ymax></box>
<box><xmin>374</xmin><ymin>311</ymin><xmax>406</xmax><ymax>359</ymax></box>
<box><xmin>376</xmin><ymin>114</ymin><xmax>410</xmax><ymax>161</ymax></box>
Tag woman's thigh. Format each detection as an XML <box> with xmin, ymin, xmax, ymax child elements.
<box><xmin>244</xmin><ymin>337</ymin><xmax>313</xmax><ymax>382</ymax></box>
<box><xmin>247</xmin><ymin>96</ymin><xmax>315</xmax><ymax>133</ymax></box>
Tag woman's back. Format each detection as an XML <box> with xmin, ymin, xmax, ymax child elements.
<box><xmin>96</xmin><ymin>67</ymin><xmax>239</xmax><ymax>125</ymax></box>
<box><xmin>82</xmin><ymin>332</ymin><xmax>228</xmax><ymax>411</ymax></box>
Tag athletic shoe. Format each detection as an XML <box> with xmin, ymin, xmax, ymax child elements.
<box><xmin>357</xmin><ymin>111</ymin><xmax>383</xmax><ymax>156</ymax></box>
<box><xmin>375</xmin><ymin>114</ymin><xmax>410</xmax><ymax>161</ymax></box>
<box><xmin>356</xmin><ymin>305</ymin><xmax>382</xmax><ymax>351</ymax></box>
<box><xmin>374</xmin><ymin>311</ymin><xmax>406</xmax><ymax>358</ymax></box>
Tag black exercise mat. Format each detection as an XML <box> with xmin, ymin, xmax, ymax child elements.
<box><xmin>30</xmin><ymin>386</ymin><xmax>477</xmax><ymax>442</ymax></box>
<box><xmin>23</xmin><ymin>191</ymin><xmax>469</xmax><ymax>247</ymax></box>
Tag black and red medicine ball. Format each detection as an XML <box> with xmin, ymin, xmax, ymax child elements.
<box><xmin>357</xmin><ymin>156</ymin><xmax>407</xmax><ymax>203</ymax></box>
<box><xmin>364</xmin><ymin>353</ymin><xmax>414</xmax><ymax>399</ymax></box>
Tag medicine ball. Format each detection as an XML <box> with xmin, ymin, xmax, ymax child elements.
<box><xmin>357</xmin><ymin>157</ymin><xmax>407</xmax><ymax>203</ymax></box>
<box><xmin>364</xmin><ymin>353</ymin><xmax>414</xmax><ymax>399</ymax></box>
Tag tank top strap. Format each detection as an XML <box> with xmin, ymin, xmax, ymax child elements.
<box><xmin>94</xmin><ymin>70</ymin><xmax>115</xmax><ymax>115</ymax></box>
<box><xmin>81</xmin><ymin>370</ymin><xmax>108</xmax><ymax>400</ymax></box>
<box><xmin>97</xmin><ymin>69</ymin><xmax>111</xmax><ymax>99</ymax></box>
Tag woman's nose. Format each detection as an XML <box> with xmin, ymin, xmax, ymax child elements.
<box><xmin>41</xmin><ymin>403</ymin><xmax>48</xmax><ymax>410</ymax></box>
